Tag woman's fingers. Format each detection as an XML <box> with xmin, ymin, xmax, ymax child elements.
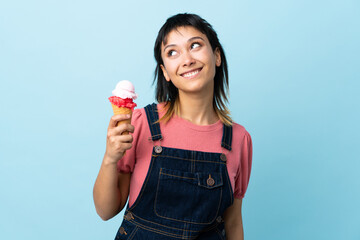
<box><xmin>108</xmin><ymin>123</ymin><xmax>134</xmax><ymax>136</ymax></box>
<box><xmin>105</xmin><ymin>133</ymin><xmax>133</xmax><ymax>161</ymax></box>
<box><xmin>104</xmin><ymin>115</ymin><xmax>135</xmax><ymax>162</ymax></box>
<box><xmin>107</xmin><ymin>136</ymin><xmax>133</xmax><ymax>151</ymax></box>
<box><xmin>107</xmin><ymin>134</ymin><xmax>133</xmax><ymax>145</ymax></box>
<box><xmin>109</xmin><ymin>114</ymin><xmax>131</xmax><ymax>128</ymax></box>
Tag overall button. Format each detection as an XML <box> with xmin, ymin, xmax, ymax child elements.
<box><xmin>154</xmin><ymin>145</ymin><xmax>162</xmax><ymax>153</ymax></box>
<box><xmin>220</xmin><ymin>153</ymin><xmax>227</xmax><ymax>162</ymax></box>
<box><xmin>124</xmin><ymin>212</ymin><xmax>134</xmax><ymax>221</ymax></box>
<box><xmin>119</xmin><ymin>227</ymin><xmax>127</xmax><ymax>235</ymax></box>
<box><xmin>216</xmin><ymin>216</ymin><xmax>223</xmax><ymax>223</ymax></box>
<box><xmin>207</xmin><ymin>175</ymin><xmax>215</xmax><ymax>186</ymax></box>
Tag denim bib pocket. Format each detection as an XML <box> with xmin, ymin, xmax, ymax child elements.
<box><xmin>154</xmin><ymin>168</ymin><xmax>223</xmax><ymax>224</ymax></box>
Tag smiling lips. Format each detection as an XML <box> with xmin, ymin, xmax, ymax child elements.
<box><xmin>181</xmin><ymin>68</ymin><xmax>202</xmax><ymax>79</ymax></box>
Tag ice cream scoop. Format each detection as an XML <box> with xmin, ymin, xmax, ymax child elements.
<box><xmin>112</xmin><ymin>80</ymin><xmax>138</xmax><ymax>100</ymax></box>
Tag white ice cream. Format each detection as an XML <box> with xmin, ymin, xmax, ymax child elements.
<box><xmin>112</xmin><ymin>80</ymin><xmax>138</xmax><ymax>100</ymax></box>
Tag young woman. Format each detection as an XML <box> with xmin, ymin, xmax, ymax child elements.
<box><xmin>93</xmin><ymin>13</ymin><xmax>253</xmax><ymax>240</ymax></box>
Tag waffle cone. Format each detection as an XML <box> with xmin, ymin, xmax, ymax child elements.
<box><xmin>111</xmin><ymin>104</ymin><xmax>133</xmax><ymax>135</ymax></box>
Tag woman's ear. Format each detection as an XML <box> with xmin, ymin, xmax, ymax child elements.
<box><xmin>160</xmin><ymin>64</ymin><xmax>170</xmax><ymax>82</ymax></box>
<box><xmin>215</xmin><ymin>48</ymin><xmax>221</xmax><ymax>67</ymax></box>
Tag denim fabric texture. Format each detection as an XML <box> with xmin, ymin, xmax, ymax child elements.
<box><xmin>115</xmin><ymin>103</ymin><xmax>234</xmax><ymax>240</ymax></box>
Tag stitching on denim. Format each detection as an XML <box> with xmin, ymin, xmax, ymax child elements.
<box><xmin>222</xmin><ymin>125</ymin><xmax>231</xmax><ymax>150</ymax></box>
<box><xmin>128</xmin><ymin>226</ymin><xmax>138</xmax><ymax>240</ymax></box>
<box><xmin>161</xmin><ymin>146</ymin><xmax>223</xmax><ymax>158</ymax></box>
<box><xmin>152</xmin><ymin>103</ymin><xmax>158</xmax><ymax>121</ymax></box>
<box><xmin>129</xmin><ymin>219</ymin><xmax>220</xmax><ymax>238</ymax></box>
<box><xmin>129</xmin><ymin>220</ymin><xmax>185</xmax><ymax>238</ymax></box>
<box><xmin>229</xmin><ymin>125</ymin><xmax>232</xmax><ymax>149</ymax></box>
<box><xmin>151</xmin><ymin>103</ymin><xmax>161</xmax><ymax>139</ymax></box>
<box><xmin>161</xmin><ymin>169</ymin><xmax>223</xmax><ymax>188</ymax></box>
<box><xmin>153</xmin><ymin>155</ymin><xmax>226</xmax><ymax>164</ymax></box>
<box><xmin>161</xmin><ymin>172</ymin><xmax>197</xmax><ymax>180</ymax></box>
<box><xmin>145</xmin><ymin>105</ymin><xmax>155</xmax><ymax>139</ymax></box>
<box><xmin>182</xmin><ymin>223</ymin><xmax>187</xmax><ymax>239</ymax></box>
<box><xmin>153</xmin><ymin>176</ymin><xmax>223</xmax><ymax>225</ymax></box>
<box><xmin>150</xmin><ymin>114</ymin><xmax>158</xmax><ymax>139</ymax></box>
<box><xmin>128</xmin><ymin>156</ymin><xmax>156</xmax><ymax>211</ymax></box>
<box><xmin>190</xmin><ymin>151</ymin><xmax>194</xmax><ymax>173</ymax></box>
<box><xmin>222</xmin><ymin>142</ymin><xmax>231</xmax><ymax>148</ymax></box>
<box><xmin>154</xmin><ymin>196</ymin><xmax>217</xmax><ymax>225</ymax></box>
<box><xmin>221</xmin><ymin>125</ymin><xmax>233</xmax><ymax>151</ymax></box>
<box><xmin>226</xmin><ymin>169</ymin><xmax>235</xmax><ymax>205</ymax></box>
<box><xmin>150</xmin><ymin>133</ymin><xmax>162</xmax><ymax>137</ymax></box>
<box><xmin>145</xmin><ymin>103</ymin><xmax>162</xmax><ymax>141</ymax></box>
<box><xmin>131</xmin><ymin>211</ymin><xmax>211</xmax><ymax>232</ymax></box>
<box><xmin>224</xmin><ymin>165</ymin><xmax>235</xmax><ymax>205</ymax></box>
<box><xmin>215</xmin><ymin>227</ymin><xmax>225</xmax><ymax>240</ymax></box>
<box><xmin>222</xmin><ymin>125</ymin><xmax>227</xmax><ymax>149</ymax></box>
<box><xmin>152</xmin><ymin>116</ymin><xmax>159</xmax><ymax>137</ymax></box>
<box><xmin>128</xmin><ymin>162</ymin><xmax>229</xmax><ymax>227</ymax></box>
<box><xmin>221</xmin><ymin>143</ymin><xmax>231</xmax><ymax>150</ymax></box>
<box><xmin>154</xmin><ymin>167</ymin><xmax>162</xmax><ymax>224</ymax></box>
<box><xmin>206</xmin><ymin>183</ymin><xmax>223</xmax><ymax>226</ymax></box>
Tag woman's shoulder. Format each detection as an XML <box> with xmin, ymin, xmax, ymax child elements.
<box><xmin>232</xmin><ymin>122</ymin><xmax>250</xmax><ymax>134</ymax></box>
<box><xmin>130</xmin><ymin>106</ymin><xmax>147</xmax><ymax>128</ymax></box>
<box><xmin>132</xmin><ymin>107</ymin><xmax>144</xmax><ymax>119</ymax></box>
<box><xmin>231</xmin><ymin>122</ymin><xmax>252</xmax><ymax>143</ymax></box>
<box><xmin>131</xmin><ymin>102</ymin><xmax>163</xmax><ymax>125</ymax></box>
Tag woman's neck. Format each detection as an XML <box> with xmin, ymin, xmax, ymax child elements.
<box><xmin>176</xmin><ymin>93</ymin><xmax>219</xmax><ymax>126</ymax></box>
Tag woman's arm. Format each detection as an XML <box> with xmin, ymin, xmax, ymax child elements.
<box><xmin>224</xmin><ymin>198</ymin><xmax>244</xmax><ymax>240</ymax></box>
<box><xmin>93</xmin><ymin>114</ymin><xmax>134</xmax><ymax>220</ymax></box>
<box><xmin>93</xmin><ymin>159</ymin><xmax>131</xmax><ymax>220</ymax></box>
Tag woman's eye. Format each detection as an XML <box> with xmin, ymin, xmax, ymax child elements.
<box><xmin>168</xmin><ymin>50</ymin><xmax>177</xmax><ymax>57</ymax></box>
<box><xmin>191</xmin><ymin>42</ymin><xmax>201</xmax><ymax>49</ymax></box>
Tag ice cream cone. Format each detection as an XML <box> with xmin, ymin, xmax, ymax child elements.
<box><xmin>111</xmin><ymin>104</ymin><xmax>133</xmax><ymax>134</ymax></box>
<box><xmin>109</xmin><ymin>80</ymin><xmax>137</xmax><ymax>135</ymax></box>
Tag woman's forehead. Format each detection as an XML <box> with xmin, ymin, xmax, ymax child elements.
<box><xmin>162</xmin><ymin>26</ymin><xmax>206</xmax><ymax>46</ymax></box>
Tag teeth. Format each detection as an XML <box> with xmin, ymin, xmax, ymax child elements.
<box><xmin>183</xmin><ymin>70</ymin><xmax>199</xmax><ymax>78</ymax></box>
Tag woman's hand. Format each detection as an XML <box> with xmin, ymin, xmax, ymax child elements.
<box><xmin>104</xmin><ymin>114</ymin><xmax>135</xmax><ymax>165</ymax></box>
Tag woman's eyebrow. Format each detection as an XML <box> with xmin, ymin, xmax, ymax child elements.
<box><xmin>163</xmin><ymin>36</ymin><xmax>205</xmax><ymax>52</ymax></box>
<box><xmin>163</xmin><ymin>44</ymin><xmax>176</xmax><ymax>52</ymax></box>
<box><xmin>188</xmin><ymin>36</ymin><xmax>204</xmax><ymax>42</ymax></box>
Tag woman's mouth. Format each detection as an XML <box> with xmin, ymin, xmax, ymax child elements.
<box><xmin>181</xmin><ymin>68</ymin><xmax>202</xmax><ymax>79</ymax></box>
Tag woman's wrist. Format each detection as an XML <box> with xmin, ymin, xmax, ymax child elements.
<box><xmin>103</xmin><ymin>153</ymin><xmax>122</xmax><ymax>166</ymax></box>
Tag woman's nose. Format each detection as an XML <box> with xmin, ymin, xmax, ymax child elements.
<box><xmin>182</xmin><ymin>52</ymin><xmax>196</xmax><ymax>67</ymax></box>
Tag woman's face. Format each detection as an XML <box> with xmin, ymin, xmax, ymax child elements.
<box><xmin>160</xmin><ymin>26</ymin><xmax>221</xmax><ymax>97</ymax></box>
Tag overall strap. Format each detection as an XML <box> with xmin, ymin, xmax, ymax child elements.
<box><xmin>221</xmin><ymin>124</ymin><xmax>233</xmax><ymax>151</ymax></box>
<box><xmin>144</xmin><ymin>103</ymin><xmax>163</xmax><ymax>141</ymax></box>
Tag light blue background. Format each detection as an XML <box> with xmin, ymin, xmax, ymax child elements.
<box><xmin>1</xmin><ymin>0</ymin><xmax>359</xmax><ymax>239</ymax></box>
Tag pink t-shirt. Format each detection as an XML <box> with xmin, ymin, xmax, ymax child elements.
<box><xmin>117</xmin><ymin>103</ymin><xmax>253</xmax><ymax>207</ymax></box>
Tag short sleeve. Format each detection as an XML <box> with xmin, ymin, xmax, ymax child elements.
<box><xmin>116</xmin><ymin>109</ymin><xmax>143</xmax><ymax>173</ymax></box>
<box><xmin>234</xmin><ymin>131</ymin><xmax>253</xmax><ymax>199</ymax></box>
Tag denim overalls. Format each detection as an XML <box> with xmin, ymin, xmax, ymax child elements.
<box><xmin>115</xmin><ymin>103</ymin><xmax>234</xmax><ymax>240</ymax></box>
